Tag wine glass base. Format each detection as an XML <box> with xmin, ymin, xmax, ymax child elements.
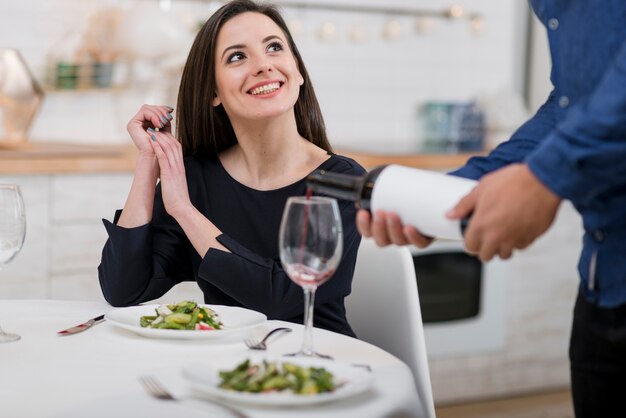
<box><xmin>284</xmin><ymin>351</ymin><xmax>333</xmax><ymax>360</ymax></box>
<box><xmin>0</xmin><ymin>333</ymin><xmax>21</xmax><ymax>343</ymax></box>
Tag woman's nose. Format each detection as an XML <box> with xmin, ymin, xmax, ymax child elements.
<box><xmin>254</xmin><ymin>60</ymin><xmax>273</xmax><ymax>75</ymax></box>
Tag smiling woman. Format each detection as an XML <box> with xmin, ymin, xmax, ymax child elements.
<box><xmin>98</xmin><ymin>0</ymin><xmax>366</xmax><ymax>338</ymax></box>
<box><xmin>210</xmin><ymin>12</ymin><xmax>304</xmax><ymax>127</ymax></box>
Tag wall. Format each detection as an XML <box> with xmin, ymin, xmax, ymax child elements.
<box><xmin>5</xmin><ymin>0</ymin><xmax>530</xmax><ymax>151</ymax></box>
<box><xmin>1</xmin><ymin>0</ymin><xmax>582</xmax><ymax>405</ymax></box>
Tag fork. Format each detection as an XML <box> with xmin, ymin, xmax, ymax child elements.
<box><xmin>244</xmin><ymin>327</ymin><xmax>292</xmax><ymax>350</ymax></box>
<box><xmin>139</xmin><ymin>375</ymin><xmax>249</xmax><ymax>418</ymax></box>
<box><xmin>140</xmin><ymin>376</ymin><xmax>176</xmax><ymax>401</ymax></box>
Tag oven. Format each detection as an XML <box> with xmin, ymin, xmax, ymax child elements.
<box><xmin>411</xmin><ymin>240</ymin><xmax>507</xmax><ymax>358</ymax></box>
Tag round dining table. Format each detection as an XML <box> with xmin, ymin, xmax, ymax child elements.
<box><xmin>0</xmin><ymin>300</ymin><xmax>422</xmax><ymax>418</ymax></box>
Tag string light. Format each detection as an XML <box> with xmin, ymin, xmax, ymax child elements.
<box><xmin>348</xmin><ymin>24</ymin><xmax>368</xmax><ymax>43</ymax></box>
<box><xmin>382</xmin><ymin>19</ymin><xmax>402</xmax><ymax>41</ymax></box>
<box><xmin>317</xmin><ymin>22</ymin><xmax>337</xmax><ymax>42</ymax></box>
<box><xmin>469</xmin><ymin>16</ymin><xmax>485</xmax><ymax>35</ymax></box>
<box><xmin>415</xmin><ymin>16</ymin><xmax>435</xmax><ymax>35</ymax></box>
<box><xmin>275</xmin><ymin>2</ymin><xmax>485</xmax><ymax>42</ymax></box>
<box><xmin>447</xmin><ymin>5</ymin><xmax>464</xmax><ymax>19</ymax></box>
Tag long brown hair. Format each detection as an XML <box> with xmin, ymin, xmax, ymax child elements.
<box><xmin>176</xmin><ymin>0</ymin><xmax>331</xmax><ymax>157</ymax></box>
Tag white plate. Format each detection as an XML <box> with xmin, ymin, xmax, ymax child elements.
<box><xmin>105</xmin><ymin>304</ymin><xmax>266</xmax><ymax>340</ymax></box>
<box><xmin>182</xmin><ymin>357</ymin><xmax>374</xmax><ymax>406</ymax></box>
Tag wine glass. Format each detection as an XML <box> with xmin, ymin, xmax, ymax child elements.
<box><xmin>0</xmin><ymin>184</ymin><xmax>26</xmax><ymax>343</ymax></box>
<box><xmin>279</xmin><ymin>196</ymin><xmax>343</xmax><ymax>358</ymax></box>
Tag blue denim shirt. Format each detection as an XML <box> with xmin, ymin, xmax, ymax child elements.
<box><xmin>451</xmin><ymin>0</ymin><xmax>626</xmax><ymax>308</ymax></box>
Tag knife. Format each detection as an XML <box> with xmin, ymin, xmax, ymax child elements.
<box><xmin>57</xmin><ymin>314</ymin><xmax>106</xmax><ymax>336</ymax></box>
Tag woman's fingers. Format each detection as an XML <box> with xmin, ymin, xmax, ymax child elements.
<box><xmin>127</xmin><ymin>105</ymin><xmax>174</xmax><ymax>152</ymax></box>
<box><xmin>149</xmin><ymin>130</ymin><xmax>183</xmax><ymax>174</ymax></box>
<box><xmin>145</xmin><ymin>105</ymin><xmax>174</xmax><ymax>130</ymax></box>
<box><xmin>130</xmin><ymin>104</ymin><xmax>174</xmax><ymax>131</ymax></box>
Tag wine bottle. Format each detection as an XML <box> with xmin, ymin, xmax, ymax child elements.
<box><xmin>306</xmin><ymin>164</ymin><xmax>476</xmax><ymax>240</ymax></box>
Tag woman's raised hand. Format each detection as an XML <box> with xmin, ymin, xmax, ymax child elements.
<box><xmin>127</xmin><ymin>104</ymin><xmax>174</xmax><ymax>156</ymax></box>
<box><xmin>149</xmin><ymin>128</ymin><xmax>192</xmax><ymax>219</ymax></box>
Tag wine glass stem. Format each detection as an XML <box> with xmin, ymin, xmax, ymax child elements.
<box><xmin>301</xmin><ymin>286</ymin><xmax>316</xmax><ymax>355</ymax></box>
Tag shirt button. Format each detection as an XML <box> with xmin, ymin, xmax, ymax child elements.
<box><xmin>559</xmin><ymin>96</ymin><xmax>569</xmax><ymax>108</ymax></box>
<box><xmin>593</xmin><ymin>230</ymin><xmax>604</xmax><ymax>242</ymax></box>
<box><xmin>548</xmin><ymin>18</ymin><xmax>559</xmax><ymax>30</ymax></box>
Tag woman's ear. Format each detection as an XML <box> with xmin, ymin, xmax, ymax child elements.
<box><xmin>297</xmin><ymin>71</ymin><xmax>304</xmax><ymax>86</ymax></box>
<box><xmin>212</xmin><ymin>93</ymin><xmax>221</xmax><ymax>107</ymax></box>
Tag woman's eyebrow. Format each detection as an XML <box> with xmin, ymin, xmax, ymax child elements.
<box><xmin>220</xmin><ymin>35</ymin><xmax>285</xmax><ymax>60</ymax></box>
<box><xmin>262</xmin><ymin>35</ymin><xmax>284</xmax><ymax>43</ymax></box>
<box><xmin>221</xmin><ymin>43</ymin><xmax>246</xmax><ymax>60</ymax></box>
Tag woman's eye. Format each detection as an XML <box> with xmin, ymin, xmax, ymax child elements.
<box><xmin>267</xmin><ymin>42</ymin><xmax>283</xmax><ymax>53</ymax></box>
<box><xmin>227</xmin><ymin>51</ymin><xmax>246</xmax><ymax>63</ymax></box>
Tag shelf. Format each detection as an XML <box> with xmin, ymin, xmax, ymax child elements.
<box><xmin>0</xmin><ymin>142</ymin><xmax>136</xmax><ymax>175</ymax></box>
<box><xmin>0</xmin><ymin>141</ymin><xmax>482</xmax><ymax>175</ymax></box>
<box><xmin>338</xmin><ymin>149</ymin><xmax>483</xmax><ymax>171</ymax></box>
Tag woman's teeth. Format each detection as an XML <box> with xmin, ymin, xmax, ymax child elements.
<box><xmin>249</xmin><ymin>82</ymin><xmax>280</xmax><ymax>95</ymax></box>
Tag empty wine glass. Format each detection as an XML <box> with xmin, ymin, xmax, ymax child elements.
<box><xmin>279</xmin><ymin>196</ymin><xmax>342</xmax><ymax>358</ymax></box>
<box><xmin>0</xmin><ymin>184</ymin><xmax>26</xmax><ymax>343</ymax></box>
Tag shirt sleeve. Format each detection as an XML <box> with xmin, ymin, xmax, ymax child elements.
<box><xmin>97</xmin><ymin>185</ymin><xmax>194</xmax><ymax>306</ymax></box>
<box><xmin>195</xmin><ymin>199</ymin><xmax>361</xmax><ymax>321</ymax></box>
<box><xmin>525</xmin><ymin>41</ymin><xmax>626</xmax><ymax>206</ymax></box>
<box><xmin>450</xmin><ymin>89</ymin><xmax>561</xmax><ymax>180</ymax></box>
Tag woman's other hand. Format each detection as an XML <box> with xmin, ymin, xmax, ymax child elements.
<box><xmin>149</xmin><ymin>129</ymin><xmax>192</xmax><ymax>219</ymax></box>
<box><xmin>127</xmin><ymin>104</ymin><xmax>174</xmax><ymax>156</ymax></box>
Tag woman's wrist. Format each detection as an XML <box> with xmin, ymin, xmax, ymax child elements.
<box><xmin>134</xmin><ymin>153</ymin><xmax>159</xmax><ymax>177</ymax></box>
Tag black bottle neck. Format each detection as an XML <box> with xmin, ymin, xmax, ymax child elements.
<box><xmin>306</xmin><ymin>165</ymin><xmax>387</xmax><ymax>210</ymax></box>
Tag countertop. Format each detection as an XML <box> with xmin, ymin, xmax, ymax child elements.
<box><xmin>0</xmin><ymin>142</ymin><xmax>138</xmax><ymax>175</ymax></box>
<box><xmin>0</xmin><ymin>141</ymin><xmax>480</xmax><ymax>175</ymax></box>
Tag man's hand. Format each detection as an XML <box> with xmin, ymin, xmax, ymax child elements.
<box><xmin>356</xmin><ymin>209</ymin><xmax>433</xmax><ymax>248</ymax></box>
<box><xmin>447</xmin><ymin>163</ymin><xmax>561</xmax><ymax>261</ymax></box>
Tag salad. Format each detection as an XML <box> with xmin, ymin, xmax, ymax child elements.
<box><xmin>139</xmin><ymin>300</ymin><xmax>223</xmax><ymax>330</ymax></box>
<box><xmin>218</xmin><ymin>359</ymin><xmax>336</xmax><ymax>395</ymax></box>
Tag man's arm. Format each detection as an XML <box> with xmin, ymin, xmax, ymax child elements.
<box><xmin>526</xmin><ymin>41</ymin><xmax>626</xmax><ymax>206</ymax></box>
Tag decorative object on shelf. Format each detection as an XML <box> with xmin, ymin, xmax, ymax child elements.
<box><xmin>418</xmin><ymin>101</ymin><xmax>486</xmax><ymax>153</ymax></box>
<box><xmin>114</xmin><ymin>1</ymin><xmax>194</xmax><ymax>104</ymax></box>
<box><xmin>0</xmin><ymin>49</ymin><xmax>44</xmax><ymax>143</ymax></box>
<box><xmin>45</xmin><ymin>6</ymin><xmax>125</xmax><ymax>90</ymax></box>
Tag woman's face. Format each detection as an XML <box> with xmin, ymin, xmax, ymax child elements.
<box><xmin>212</xmin><ymin>12</ymin><xmax>304</xmax><ymax>123</ymax></box>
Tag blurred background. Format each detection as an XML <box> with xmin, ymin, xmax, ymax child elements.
<box><xmin>1</xmin><ymin>0</ymin><xmax>579</xmax><ymax>413</ymax></box>
<box><xmin>4</xmin><ymin>0</ymin><xmax>552</xmax><ymax>151</ymax></box>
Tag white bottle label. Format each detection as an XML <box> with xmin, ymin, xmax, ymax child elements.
<box><xmin>371</xmin><ymin>165</ymin><xmax>477</xmax><ymax>240</ymax></box>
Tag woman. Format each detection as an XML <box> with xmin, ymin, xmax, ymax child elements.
<box><xmin>98</xmin><ymin>0</ymin><xmax>365</xmax><ymax>336</ymax></box>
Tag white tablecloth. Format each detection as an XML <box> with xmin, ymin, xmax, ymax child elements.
<box><xmin>0</xmin><ymin>300</ymin><xmax>421</xmax><ymax>418</ymax></box>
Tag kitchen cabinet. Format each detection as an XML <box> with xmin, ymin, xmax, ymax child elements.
<box><xmin>0</xmin><ymin>143</ymin><xmax>135</xmax><ymax>301</ymax></box>
<box><xmin>0</xmin><ymin>143</ymin><xmax>202</xmax><ymax>303</ymax></box>
<box><xmin>0</xmin><ymin>172</ymin><xmax>132</xmax><ymax>301</ymax></box>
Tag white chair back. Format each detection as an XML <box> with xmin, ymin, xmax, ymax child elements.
<box><xmin>347</xmin><ymin>238</ymin><xmax>436</xmax><ymax>418</ymax></box>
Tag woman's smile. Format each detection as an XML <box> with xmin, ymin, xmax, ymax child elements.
<box><xmin>247</xmin><ymin>80</ymin><xmax>283</xmax><ymax>96</ymax></box>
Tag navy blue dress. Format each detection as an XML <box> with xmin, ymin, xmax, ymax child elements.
<box><xmin>98</xmin><ymin>153</ymin><xmax>365</xmax><ymax>337</ymax></box>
